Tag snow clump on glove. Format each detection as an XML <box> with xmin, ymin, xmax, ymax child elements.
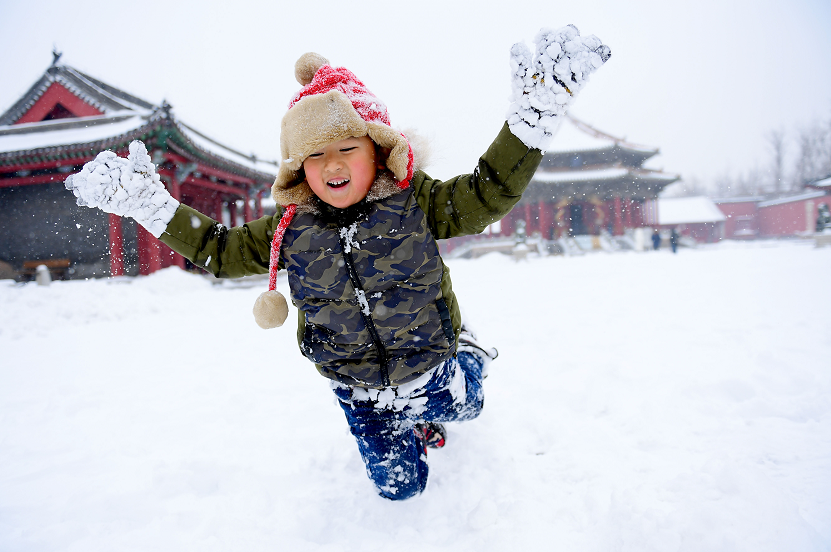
<box><xmin>508</xmin><ymin>25</ymin><xmax>611</xmax><ymax>151</ymax></box>
<box><xmin>65</xmin><ymin>141</ymin><xmax>179</xmax><ymax>238</ymax></box>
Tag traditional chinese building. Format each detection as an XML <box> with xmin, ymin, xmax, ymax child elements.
<box><xmin>500</xmin><ymin>115</ymin><xmax>679</xmax><ymax>240</ymax></box>
<box><xmin>0</xmin><ymin>56</ymin><xmax>278</xmax><ymax>280</ymax></box>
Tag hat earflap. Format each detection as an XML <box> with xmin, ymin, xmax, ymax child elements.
<box><xmin>365</xmin><ymin>123</ymin><xmax>414</xmax><ymax>189</ymax></box>
<box><xmin>253</xmin><ymin>204</ymin><xmax>297</xmax><ymax>329</ymax></box>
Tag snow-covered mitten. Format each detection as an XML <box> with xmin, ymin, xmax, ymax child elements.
<box><xmin>507</xmin><ymin>25</ymin><xmax>611</xmax><ymax>150</ymax></box>
<box><xmin>64</xmin><ymin>141</ymin><xmax>179</xmax><ymax>238</ymax></box>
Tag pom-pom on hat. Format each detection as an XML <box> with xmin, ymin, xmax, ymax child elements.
<box><xmin>271</xmin><ymin>52</ymin><xmax>414</xmax><ymax>207</ymax></box>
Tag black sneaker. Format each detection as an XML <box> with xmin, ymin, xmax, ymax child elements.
<box><xmin>415</xmin><ymin>422</ymin><xmax>447</xmax><ymax>449</ymax></box>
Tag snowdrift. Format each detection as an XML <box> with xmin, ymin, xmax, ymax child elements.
<box><xmin>1</xmin><ymin>240</ymin><xmax>830</xmax><ymax>551</ymax></box>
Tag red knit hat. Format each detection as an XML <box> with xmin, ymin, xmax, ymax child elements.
<box><xmin>253</xmin><ymin>53</ymin><xmax>413</xmax><ymax>330</ymax></box>
<box><xmin>271</xmin><ymin>52</ymin><xmax>414</xmax><ymax>208</ymax></box>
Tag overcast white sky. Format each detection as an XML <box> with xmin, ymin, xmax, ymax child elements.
<box><xmin>1</xmin><ymin>0</ymin><xmax>829</xmax><ymax>192</ymax></box>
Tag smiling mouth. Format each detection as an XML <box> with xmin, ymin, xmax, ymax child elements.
<box><xmin>327</xmin><ymin>178</ymin><xmax>350</xmax><ymax>189</ymax></box>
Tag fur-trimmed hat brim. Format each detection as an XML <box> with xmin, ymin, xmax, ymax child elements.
<box><xmin>272</xmin><ymin>90</ymin><xmax>411</xmax><ymax>206</ymax></box>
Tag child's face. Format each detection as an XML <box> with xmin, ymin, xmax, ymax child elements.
<box><xmin>303</xmin><ymin>136</ymin><xmax>378</xmax><ymax>209</ymax></box>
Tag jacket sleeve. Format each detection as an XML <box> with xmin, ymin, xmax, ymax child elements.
<box><xmin>158</xmin><ymin>204</ymin><xmax>283</xmax><ymax>278</ymax></box>
<box><xmin>411</xmin><ymin>122</ymin><xmax>543</xmax><ymax>239</ymax></box>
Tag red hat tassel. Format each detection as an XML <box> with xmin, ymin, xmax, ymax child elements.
<box><xmin>253</xmin><ymin>204</ymin><xmax>297</xmax><ymax>329</ymax></box>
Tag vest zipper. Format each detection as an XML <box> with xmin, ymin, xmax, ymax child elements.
<box><xmin>339</xmin><ymin>233</ymin><xmax>391</xmax><ymax>387</ymax></box>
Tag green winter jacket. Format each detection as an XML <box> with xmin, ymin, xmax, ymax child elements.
<box><xmin>159</xmin><ymin>122</ymin><xmax>541</xmax><ymax>382</ymax></box>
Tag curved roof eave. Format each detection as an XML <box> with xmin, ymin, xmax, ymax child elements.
<box><xmin>0</xmin><ymin>114</ymin><xmax>278</xmax><ymax>182</ymax></box>
<box><xmin>171</xmin><ymin>120</ymin><xmax>279</xmax><ymax>177</ymax></box>
<box><xmin>544</xmin><ymin>114</ymin><xmax>661</xmax><ymax>156</ymax></box>
<box><xmin>164</xmin><ymin>124</ymin><xmax>278</xmax><ymax>181</ymax></box>
<box><xmin>0</xmin><ymin>65</ymin><xmax>158</xmax><ymax>125</ymax></box>
<box><xmin>533</xmin><ymin>167</ymin><xmax>680</xmax><ymax>185</ymax></box>
<box><xmin>0</xmin><ymin>73</ymin><xmax>53</xmax><ymax>125</ymax></box>
<box><xmin>0</xmin><ymin>114</ymin><xmax>159</xmax><ymax>163</ymax></box>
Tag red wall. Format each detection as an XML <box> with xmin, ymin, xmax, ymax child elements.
<box><xmin>758</xmin><ymin>198</ymin><xmax>826</xmax><ymax>237</ymax></box>
<box><xmin>716</xmin><ymin>201</ymin><xmax>759</xmax><ymax>239</ymax></box>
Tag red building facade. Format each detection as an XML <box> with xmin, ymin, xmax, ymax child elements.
<box><xmin>0</xmin><ymin>61</ymin><xmax>278</xmax><ymax>279</ymax></box>
<box><xmin>713</xmin><ymin>197</ymin><xmax>763</xmax><ymax>240</ymax></box>
<box><xmin>715</xmin><ymin>188</ymin><xmax>830</xmax><ymax>240</ymax></box>
<box><xmin>757</xmin><ymin>192</ymin><xmax>829</xmax><ymax>237</ymax></box>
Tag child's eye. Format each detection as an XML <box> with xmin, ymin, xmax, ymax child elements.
<box><xmin>339</xmin><ymin>147</ymin><xmax>357</xmax><ymax>153</ymax></box>
<box><xmin>307</xmin><ymin>152</ymin><xmax>323</xmax><ymax>158</ymax></box>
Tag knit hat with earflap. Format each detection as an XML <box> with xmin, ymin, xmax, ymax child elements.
<box><xmin>253</xmin><ymin>52</ymin><xmax>415</xmax><ymax>329</ymax></box>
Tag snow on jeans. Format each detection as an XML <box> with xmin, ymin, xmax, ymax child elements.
<box><xmin>332</xmin><ymin>351</ymin><xmax>485</xmax><ymax>500</ymax></box>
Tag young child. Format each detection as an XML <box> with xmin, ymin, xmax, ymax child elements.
<box><xmin>65</xmin><ymin>26</ymin><xmax>609</xmax><ymax>500</ymax></box>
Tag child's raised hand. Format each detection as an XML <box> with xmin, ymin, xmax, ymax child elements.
<box><xmin>65</xmin><ymin>140</ymin><xmax>179</xmax><ymax>238</ymax></box>
<box><xmin>507</xmin><ymin>25</ymin><xmax>611</xmax><ymax>150</ymax></box>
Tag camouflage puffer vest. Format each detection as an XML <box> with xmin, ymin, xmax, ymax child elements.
<box><xmin>281</xmin><ymin>187</ymin><xmax>457</xmax><ymax>389</ymax></box>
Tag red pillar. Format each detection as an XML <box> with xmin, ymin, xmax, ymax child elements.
<box><xmin>168</xmin><ymin>178</ymin><xmax>181</xmax><ymax>203</ymax></box>
<box><xmin>524</xmin><ymin>203</ymin><xmax>533</xmax><ymax>234</ymax></box>
<box><xmin>555</xmin><ymin>203</ymin><xmax>567</xmax><ymax>239</ymax></box>
<box><xmin>632</xmin><ymin>200</ymin><xmax>645</xmax><ymax>227</ymax></box>
<box><xmin>613</xmin><ymin>197</ymin><xmax>624</xmax><ymax>236</ymax></box>
<box><xmin>538</xmin><ymin>199</ymin><xmax>552</xmax><ymax>239</ymax></box>
<box><xmin>256</xmin><ymin>192</ymin><xmax>264</xmax><ymax>219</ymax></box>
<box><xmin>215</xmin><ymin>197</ymin><xmax>225</xmax><ymax>224</ymax></box>
<box><xmin>625</xmin><ymin>199</ymin><xmax>634</xmax><ymax>229</ymax></box>
<box><xmin>244</xmin><ymin>189</ymin><xmax>253</xmax><ymax>222</ymax></box>
<box><xmin>137</xmin><ymin>226</ymin><xmax>163</xmax><ymax>275</ymax></box>
<box><xmin>108</xmin><ymin>214</ymin><xmax>124</xmax><ymax>277</ymax></box>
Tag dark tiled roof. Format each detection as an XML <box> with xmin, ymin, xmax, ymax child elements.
<box><xmin>0</xmin><ymin>65</ymin><xmax>156</xmax><ymax>126</ymax></box>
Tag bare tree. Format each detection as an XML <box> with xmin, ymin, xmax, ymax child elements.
<box><xmin>662</xmin><ymin>176</ymin><xmax>709</xmax><ymax>198</ymax></box>
<box><xmin>714</xmin><ymin>172</ymin><xmax>736</xmax><ymax>198</ymax></box>
<box><xmin>737</xmin><ymin>168</ymin><xmax>765</xmax><ymax>196</ymax></box>
<box><xmin>767</xmin><ymin>128</ymin><xmax>787</xmax><ymax>193</ymax></box>
<box><xmin>794</xmin><ymin>117</ymin><xmax>831</xmax><ymax>188</ymax></box>
<box><xmin>701</xmin><ymin>115</ymin><xmax>831</xmax><ymax>199</ymax></box>
<box><xmin>683</xmin><ymin>176</ymin><xmax>708</xmax><ymax>197</ymax></box>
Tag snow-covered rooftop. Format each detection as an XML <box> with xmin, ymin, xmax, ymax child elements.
<box><xmin>534</xmin><ymin>167</ymin><xmax>628</xmax><ymax>183</ymax></box>
<box><xmin>0</xmin><ymin>113</ymin><xmax>145</xmax><ymax>153</ymax></box>
<box><xmin>546</xmin><ymin>114</ymin><xmax>657</xmax><ymax>154</ymax></box>
<box><xmin>0</xmin><ymin>113</ymin><xmax>278</xmax><ymax>175</ymax></box>
<box><xmin>658</xmin><ymin>196</ymin><xmax>726</xmax><ymax>224</ymax></box>
<box><xmin>177</xmin><ymin>121</ymin><xmax>278</xmax><ymax>175</ymax></box>
<box><xmin>533</xmin><ymin>167</ymin><xmax>678</xmax><ymax>184</ymax></box>
<box><xmin>712</xmin><ymin>196</ymin><xmax>765</xmax><ymax>204</ymax></box>
<box><xmin>758</xmin><ymin>190</ymin><xmax>828</xmax><ymax>208</ymax></box>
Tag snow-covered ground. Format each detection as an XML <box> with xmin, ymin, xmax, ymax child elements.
<box><xmin>2</xmin><ymin>240</ymin><xmax>830</xmax><ymax>551</ymax></box>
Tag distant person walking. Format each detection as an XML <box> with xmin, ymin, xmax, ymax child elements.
<box><xmin>651</xmin><ymin>228</ymin><xmax>661</xmax><ymax>250</ymax></box>
<box><xmin>670</xmin><ymin>228</ymin><xmax>679</xmax><ymax>254</ymax></box>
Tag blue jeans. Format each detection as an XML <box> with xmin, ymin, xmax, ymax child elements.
<box><xmin>332</xmin><ymin>352</ymin><xmax>485</xmax><ymax>500</ymax></box>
